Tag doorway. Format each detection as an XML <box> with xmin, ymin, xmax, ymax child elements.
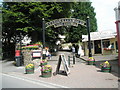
<box><xmin>94</xmin><ymin>40</ymin><xmax>102</xmax><ymax>54</ymax></box>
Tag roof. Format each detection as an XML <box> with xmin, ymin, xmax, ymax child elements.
<box><xmin>82</xmin><ymin>31</ymin><xmax>117</xmax><ymax>42</ymax></box>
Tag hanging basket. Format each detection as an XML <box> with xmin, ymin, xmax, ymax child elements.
<box><xmin>101</xmin><ymin>66</ymin><xmax>111</xmax><ymax>72</ymax></box>
<box><xmin>26</xmin><ymin>68</ymin><xmax>34</xmax><ymax>74</ymax></box>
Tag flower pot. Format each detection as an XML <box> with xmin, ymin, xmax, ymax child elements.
<box><xmin>101</xmin><ymin>66</ymin><xmax>111</xmax><ymax>72</ymax></box>
<box><xmin>26</xmin><ymin>68</ymin><xmax>34</xmax><ymax>74</ymax></box>
<box><xmin>41</xmin><ymin>71</ymin><xmax>52</xmax><ymax>78</ymax></box>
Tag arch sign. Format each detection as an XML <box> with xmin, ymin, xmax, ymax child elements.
<box><xmin>42</xmin><ymin>17</ymin><xmax>92</xmax><ymax>57</ymax></box>
<box><xmin>45</xmin><ymin>18</ymin><xmax>86</xmax><ymax>28</ymax></box>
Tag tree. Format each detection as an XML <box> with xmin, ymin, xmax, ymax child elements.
<box><xmin>2</xmin><ymin>2</ymin><xmax>72</xmax><ymax>58</ymax></box>
<box><xmin>65</xmin><ymin>1</ymin><xmax>97</xmax><ymax>43</ymax></box>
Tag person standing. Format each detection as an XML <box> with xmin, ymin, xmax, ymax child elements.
<box><xmin>72</xmin><ymin>45</ymin><xmax>75</xmax><ymax>55</ymax></box>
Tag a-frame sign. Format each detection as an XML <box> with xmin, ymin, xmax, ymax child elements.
<box><xmin>53</xmin><ymin>54</ymin><xmax>70</xmax><ymax>76</ymax></box>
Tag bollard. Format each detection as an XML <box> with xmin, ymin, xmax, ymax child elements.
<box><xmin>42</xmin><ymin>54</ymin><xmax>46</xmax><ymax>59</ymax></box>
<box><xmin>68</xmin><ymin>56</ymin><xmax>70</xmax><ymax>67</ymax></box>
<box><xmin>73</xmin><ymin>55</ymin><xmax>75</xmax><ymax>64</ymax></box>
<box><xmin>42</xmin><ymin>49</ymin><xmax>46</xmax><ymax>59</ymax></box>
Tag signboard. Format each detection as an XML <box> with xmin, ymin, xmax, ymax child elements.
<box><xmin>32</xmin><ymin>50</ymin><xmax>42</xmax><ymax>58</ymax></box>
<box><xmin>46</xmin><ymin>18</ymin><xmax>86</xmax><ymax>28</ymax></box>
<box><xmin>61</xmin><ymin>54</ymin><xmax>70</xmax><ymax>75</ymax></box>
<box><xmin>53</xmin><ymin>54</ymin><xmax>70</xmax><ymax>76</ymax></box>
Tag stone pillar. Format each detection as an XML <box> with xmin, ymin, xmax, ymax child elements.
<box><xmin>22</xmin><ymin>50</ymin><xmax>32</xmax><ymax>66</ymax></box>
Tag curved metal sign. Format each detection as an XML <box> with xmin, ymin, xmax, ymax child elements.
<box><xmin>46</xmin><ymin>18</ymin><xmax>86</xmax><ymax>28</ymax></box>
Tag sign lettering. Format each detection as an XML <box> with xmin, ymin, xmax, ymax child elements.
<box><xmin>46</xmin><ymin>18</ymin><xmax>86</xmax><ymax>28</ymax></box>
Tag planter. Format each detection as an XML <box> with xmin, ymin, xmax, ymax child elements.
<box><xmin>41</xmin><ymin>71</ymin><xmax>52</xmax><ymax>78</ymax></box>
<box><xmin>26</xmin><ymin>68</ymin><xmax>34</xmax><ymax>74</ymax></box>
<box><xmin>40</xmin><ymin>65</ymin><xmax>52</xmax><ymax>78</ymax></box>
<box><xmin>101</xmin><ymin>66</ymin><xmax>111</xmax><ymax>72</ymax></box>
<box><xmin>87</xmin><ymin>60</ymin><xmax>95</xmax><ymax>65</ymax></box>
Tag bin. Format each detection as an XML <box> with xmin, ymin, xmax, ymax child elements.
<box><xmin>15</xmin><ymin>50</ymin><xmax>23</xmax><ymax>66</ymax></box>
<box><xmin>15</xmin><ymin>56</ymin><xmax>21</xmax><ymax>67</ymax></box>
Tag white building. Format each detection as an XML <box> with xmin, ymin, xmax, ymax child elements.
<box><xmin>82</xmin><ymin>31</ymin><xmax>117</xmax><ymax>55</ymax></box>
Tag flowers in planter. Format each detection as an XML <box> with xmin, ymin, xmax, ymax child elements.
<box><xmin>40</xmin><ymin>59</ymin><xmax>47</xmax><ymax>66</ymax></box>
<box><xmin>87</xmin><ymin>57</ymin><xmax>95</xmax><ymax>65</ymax></box>
<box><xmin>25</xmin><ymin>64</ymin><xmax>34</xmax><ymax>69</ymax></box>
<box><xmin>100</xmin><ymin>61</ymin><xmax>110</xmax><ymax>67</ymax></box>
<box><xmin>100</xmin><ymin>61</ymin><xmax>111</xmax><ymax>72</ymax></box>
<box><xmin>40</xmin><ymin>65</ymin><xmax>52</xmax><ymax>78</ymax></box>
<box><xmin>25</xmin><ymin>64</ymin><xmax>34</xmax><ymax>74</ymax></box>
<box><xmin>22</xmin><ymin>45</ymin><xmax>39</xmax><ymax>50</ymax></box>
<box><xmin>41</xmin><ymin>65</ymin><xmax>52</xmax><ymax>73</ymax></box>
<box><xmin>104</xmin><ymin>48</ymin><xmax>112</xmax><ymax>51</ymax></box>
<box><xmin>22</xmin><ymin>41</ymin><xmax>42</xmax><ymax>50</ymax></box>
<box><xmin>88</xmin><ymin>57</ymin><xmax>95</xmax><ymax>61</ymax></box>
<box><xmin>35</xmin><ymin>42</ymin><xmax>42</xmax><ymax>46</ymax></box>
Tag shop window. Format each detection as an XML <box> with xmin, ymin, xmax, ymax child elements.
<box><xmin>102</xmin><ymin>40</ymin><xmax>110</xmax><ymax>48</ymax></box>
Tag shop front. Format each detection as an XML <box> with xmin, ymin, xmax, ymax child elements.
<box><xmin>82</xmin><ymin>31</ymin><xmax>118</xmax><ymax>56</ymax></box>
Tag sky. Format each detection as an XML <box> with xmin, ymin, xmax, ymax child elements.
<box><xmin>91</xmin><ymin>0</ymin><xmax>119</xmax><ymax>32</ymax></box>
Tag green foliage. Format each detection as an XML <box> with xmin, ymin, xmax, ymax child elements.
<box><xmin>65</xmin><ymin>2</ymin><xmax>97</xmax><ymax>43</ymax></box>
<box><xmin>2</xmin><ymin>2</ymin><xmax>71</xmax><ymax>43</ymax></box>
<box><xmin>34</xmin><ymin>41</ymin><xmax>42</xmax><ymax>45</ymax></box>
<box><xmin>2</xmin><ymin>2</ymin><xmax>97</xmax><ymax>51</ymax></box>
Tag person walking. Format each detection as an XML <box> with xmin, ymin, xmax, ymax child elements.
<box><xmin>72</xmin><ymin>45</ymin><xmax>75</xmax><ymax>55</ymax></box>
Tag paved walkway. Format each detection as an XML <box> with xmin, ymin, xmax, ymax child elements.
<box><xmin>80</xmin><ymin>54</ymin><xmax>119</xmax><ymax>77</ymax></box>
<box><xmin>1</xmin><ymin>51</ymin><xmax>119</xmax><ymax>88</ymax></box>
<box><xmin>80</xmin><ymin>54</ymin><xmax>118</xmax><ymax>61</ymax></box>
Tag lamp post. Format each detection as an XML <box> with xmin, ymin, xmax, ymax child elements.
<box><xmin>78</xmin><ymin>13</ymin><xmax>92</xmax><ymax>57</ymax></box>
<box><xmin>42</xmin><ymin>18</ymin><xmax>46</xmax><ymax>59</ymax></box>
<box><xmin>86</xmin><ymin>16</ymin><xmax>92</xmax><ymax>57</ymax></box>
<box><xmin>42</xmin><ymin>18</ymin><xmax>45</xmax><ymax>49</ymax></box>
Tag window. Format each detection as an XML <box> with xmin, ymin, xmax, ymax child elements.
<box><xmin>102</xmin><ymin>40</ymin><xmax>110</xmax><ymax>48</ymax></box>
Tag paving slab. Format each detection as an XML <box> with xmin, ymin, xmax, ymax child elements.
<box><xmin>1</xmin><ymin>52</ymin><xmax>119</xmax><ymax>88</ymax></box>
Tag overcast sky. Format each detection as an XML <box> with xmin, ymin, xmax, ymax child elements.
<box><xmin>91</xmin><ymin>0</ymin><xmax>119</xmax><ymax>32</ymax></box>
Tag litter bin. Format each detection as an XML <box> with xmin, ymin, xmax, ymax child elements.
<box><xmin>15</xmin><ymin>50</ymin><xmax>22</xmax><ymax>67</ymax></box>
<box><xmin>15</xmin><ymin>56</ymin><xmax>21</xmax><ymax>66</ymax></box>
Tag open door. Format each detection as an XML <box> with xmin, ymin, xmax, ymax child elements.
<box><xmin>94</xmin><ymin>40</ymin><xmax>102</xmax><ymax>54</ymax></box>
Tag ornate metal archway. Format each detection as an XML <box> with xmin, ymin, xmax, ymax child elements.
<box><xmin>46</xmin><ymin>18</ymin><xmax>86</xmax><ymax>28</ymax></box>
<box><xmin>42</xmin><ymin>17</ymin><xmax>92</xmax><ymax>57</ymax></box>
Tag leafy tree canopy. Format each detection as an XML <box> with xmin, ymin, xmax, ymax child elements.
<box><xmin>65</xmin><ymin>2</ymin><xmax>97</xmax><ymax>43</ymax></box>
<box><xmin>2</xmin><ymin>2</ymin><xmax>97</xmax><ymax>53</ymax></box>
